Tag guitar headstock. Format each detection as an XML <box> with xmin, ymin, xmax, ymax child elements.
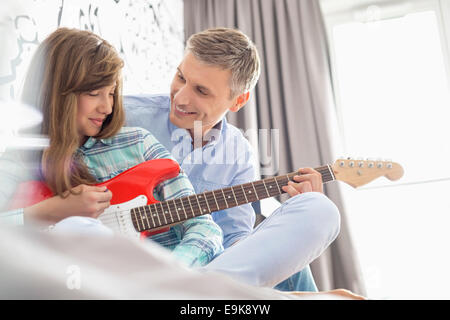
<box><xmin>331</xmin><ymin>158</ymin><xmax>404</xmax><ymax>188</ymax></box>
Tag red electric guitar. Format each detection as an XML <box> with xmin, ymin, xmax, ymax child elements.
<box><xmin>10</xmin><ymin>158</ymin><xmax>403</xmax><ymax>239</ymax></box>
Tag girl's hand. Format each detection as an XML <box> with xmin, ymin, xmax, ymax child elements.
<box><xmin>24</xmin><ymin>184</ymin><xmax>113</xmax><ymax>224</ymax></box>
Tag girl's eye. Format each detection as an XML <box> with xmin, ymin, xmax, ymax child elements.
<box><xmin>88</xmin><ymin>92</ymin><xmax>99</xmax><ymax>96</ymax></box>
<box><xmin>178</xmin><ymin>74</ymin><xmax>185</xmax><ymax>81</ymax></box>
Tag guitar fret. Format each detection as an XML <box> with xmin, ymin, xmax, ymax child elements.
<box><xmin>148</xmin><ymin>204</ymin><xmax>156</xmax><ymax>228</ymax></box>
<box><xmin>240</xmin><ymin>185</ymin><xmax>249</xmax><ymax>203</ymax></box>
<box><xmin>167</xmin><ymin>200</ymin><xmax>176</xmax><ymax>223</ymax></box>
<box><xmin>187</xmin><ymin>195</ymin><xmax>196</xmax><ymax>217</ymax></box>
<box><xmin>326</xmin><ymin>164</ymin><xmax>335</xmax><ymax>182</ymax></box>
<box><xmin>196</xmin><ymin>194</ymin><xmax>207</xmax><ymax>215</ymax></box>
<box><xmin>243</xmin><ymin>183</ymin><xmax>258</xmax><ymax>202</ymax></box>
<box><xmin>132</xmin><ymin>208</ymin><xmax>141</xmax><ymax>231</ymax></box>
<box><xmin>163</xmin><ymin>202</ymin><xmax>171</xmax><ymax>224</ymax></box>
<box><xmin>202</xmin><ymin>193</ymin><xmax>212</xmax><ymax>213</ymax></box>
<box><xmin>212</xmin><ymin>190</ymin><xmax>220</xmax><ymax>211</ymax></box>
<box><xmin>138</xmin><ymin>206</ymin><xmax>149</xmax><ymax>230</ymax></box>
<box><xmin>135</xmin><ymin>208</ymin><xmax>143</xmax><ymax>230</ymax></box>
<box><xmin>142</xmin><ymin>207</ymin><xmax>151</xmax><ymax>229</ymax></box>
<box><xmin>221</xmin><ymin>189</ymin><xmax>229</xmax><ymax>208</ymax></box>
<box><xmin>166</xmin><ymin>201</ymin><xmax>175</xmax><ymax>223</ymax></box>
<box><xmin>162</xmin><ymin>202</ymin><xmax>170</xmax><ymax>225</ymax></box>
<box><xmin>179</xmin><ymin>198</ymin><xmax>189</xmax><ymax>220</ymax></box>
<box><xmin>328</xmin><ymin>164</ymin><xmax>335</xmax><ymax>180</ymax></box>
<box><xmin>265</xmin><ymin>178</ymin><xmax>278</xmax><ymax>197</ymax></box>
<box><xmin>134</xmin><ymin>207</ymin><xmax>141</xmax><ymax>230</ymax></box>
<box><xmin>262</xmin><ymin>179</ymin><xmax>270</xmax><ymax>197</ymax></box>
<box><xmin>157</xmin><ymin>202</ymin><xmax>164</xmax><ymax>226</ymax></box>
<box><xmin>141</xmin><ymin>208</ymin><xmax>147</xmax><ymax>230</ymax></box>
<box><xmin>251</xmin><ymin>182</ymin><xmax>259</xmax><ymax>200</ymax></box>
<box><xmin>174</xmin><ymin>198</ymin><xmax>182</xmax><ymax>221</ymax></box>
<box><xmin>230</xmin><ymin>187</ymin><xmax>239</xmax><ymax>206</ymax></box>
<box><xmin>251</xmin><ymin>182</ymin><xmax>263</xmax><ymax>198</ymax></box>
<box><xmin>273</xmin><ymin>177</ymin><xmax>282</xmax><ymax>194</ymax></box>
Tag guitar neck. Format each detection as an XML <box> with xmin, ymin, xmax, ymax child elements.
<box><xmin>130</xmin><ymin>165</ymin><xmax>335</xmax><ymax>232</ymax></box>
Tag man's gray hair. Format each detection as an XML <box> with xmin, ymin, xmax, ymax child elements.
<box><xmin>186</xmin><ymin>28</ymin><xmax>261</xmax><ymax>98</ymax></box>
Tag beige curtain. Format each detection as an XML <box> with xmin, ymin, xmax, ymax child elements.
<box><xmin>184</xmin><ymin>0</ymin><xmax>366</xmax><ymax>295</ymax></box>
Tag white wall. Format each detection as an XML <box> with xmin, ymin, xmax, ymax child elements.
<box><xmin>0</xmin><ymin>0</ymin><xmax>184</xmax><ymax>101</ymax></box>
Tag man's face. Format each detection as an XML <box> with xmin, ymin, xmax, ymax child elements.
<box><xmin>169</xmin><ymin>52</ymin><xmax>242</xmax><ymax>137</ymax></box>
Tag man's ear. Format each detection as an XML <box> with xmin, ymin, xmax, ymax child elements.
<box><xmin>229</xmin><ymin>91</ymin><xmax>250</xmax><ymax>112</ymax></box>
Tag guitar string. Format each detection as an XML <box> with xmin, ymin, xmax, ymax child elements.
<box><xmin>99</xmin><ymin>174</ymin><xmax>308</xmax><ymax>222</ymax></box>
<box><xmin>99</xmin><ymin>185</ymin><xmax>279</xmax><ymax>228</ymax></box>
<box><xmin>92</xmin><ymin>160</ymin><xmax>412</xmax><ymax>228</ymax></box>
<box><xmin>95</xmin><ymin>167</ymin><xmax>332</xmax><ymax>214</ymax></box>
<box><xmin>106</xmin><ymin>181</ymin><xmax>338</xmax><ymax>230</ymax></box>
<box><xmin>125</xmin><ymin>168</ymin><xmax>421</xmax><ymax>229</ymax></box>
<box><xmin>99</xmin><ymin>172</ymin><xmax>335</xmax><ymax>230</ymax></box>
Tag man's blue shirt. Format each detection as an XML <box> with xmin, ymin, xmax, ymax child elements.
<box><xmin>124</xmin><ymin>94</ymin><xmax>258</xmax><ymax>248</ymax></box>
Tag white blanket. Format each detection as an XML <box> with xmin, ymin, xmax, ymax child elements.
<box><xmin>0</xmin><ymin>224</ymin><xmax>355</xmax><ymax>300</ymax></box>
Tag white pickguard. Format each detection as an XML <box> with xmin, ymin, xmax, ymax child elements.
<box><xmin>98</xmin><ymin>195</ymin><xmax>148</xmax><ymax>239</ymax></box>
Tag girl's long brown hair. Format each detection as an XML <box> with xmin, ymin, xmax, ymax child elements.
<box><xmin>21</xmin><ymin>28</ymin><xmax>125</xmax><ymax>196</ymax></box>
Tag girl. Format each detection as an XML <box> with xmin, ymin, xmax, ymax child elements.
<box><xmin>0</xmin><ymin>28</ymin><xmax>223</xmax><ymax>267</ymax></box>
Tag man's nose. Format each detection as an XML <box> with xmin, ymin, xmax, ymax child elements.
<box><xmin>173</xmin><ymin>84</ymin><xmax>191</xmax><ymax>106</ymax></box>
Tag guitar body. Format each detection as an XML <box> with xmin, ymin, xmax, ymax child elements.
<box><xmin>96</xmin><ymin>159</ymin><xmax>180</xmax><ymax>206</ymax></box>
<box><xmin>10</xmin><ymin>159</ymin><xmax>180</xmax><ymax>237</ymax></box>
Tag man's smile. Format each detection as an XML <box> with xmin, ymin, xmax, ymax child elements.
<box><xmin>175</xmin><ymin>105</ymin><xmax>197</xmax><ymax>116</ymax></box>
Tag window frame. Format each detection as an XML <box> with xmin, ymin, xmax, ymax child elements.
<box><xmin>321</xmin><ymin>0</ymin><xmax>450</xmax><ymax>152</ymax></box>
<box><xmin>320</xmin><ymin>0</ymin><xmax>450</xmax><ymax>298</ymax></box>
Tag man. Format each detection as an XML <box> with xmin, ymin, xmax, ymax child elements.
<box><xmin>124</xmin><ymin>28</ymin><xmax>340</xmax><ymax>289</ymax></box>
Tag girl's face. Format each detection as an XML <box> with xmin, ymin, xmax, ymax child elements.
<box><xmin>76</xmin><ymin>84</ymin><xmax>116</xmax><ymax>143</ymax></box>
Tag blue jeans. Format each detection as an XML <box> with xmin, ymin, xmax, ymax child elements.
<box><xmin>275</xmin><ymin>266</ymin><xmax>318</xmax><ymax>292</ymax></box>
<box><xmin>203</xmin><ymin>192</ymin><xmax>340</xmax><ymax>288</ymax></box>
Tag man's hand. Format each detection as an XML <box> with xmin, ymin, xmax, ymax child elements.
<box><xmin>281</xmin><ymin>167</ymin><xmax>323</xmax><ymax>197</ymax></box>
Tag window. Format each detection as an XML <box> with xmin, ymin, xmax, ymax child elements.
<box><xmin>322</xmin><ymin>0</ymin><xmax>450</xmax><ymax>299</ymax></box>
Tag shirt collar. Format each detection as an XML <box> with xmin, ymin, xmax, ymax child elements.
<box><xmin>167</xmin><ymin>115</ymin><xmax>227</xmax><ymax>147</ymax></box>
<box><xmin>203</xmin><ymin>119</ymin><xmax>225</xmax><ymax>146</ymax></box>
<box><xmin>82</xmin><ymin>136</ymin><xmax>114</xmax><ymax>149</ymax></box>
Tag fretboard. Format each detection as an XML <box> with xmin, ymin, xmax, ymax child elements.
<box><xmin>130</xmin><ymin>165</ymin><xmax>335</xmax><ymax>232</ymax></box>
